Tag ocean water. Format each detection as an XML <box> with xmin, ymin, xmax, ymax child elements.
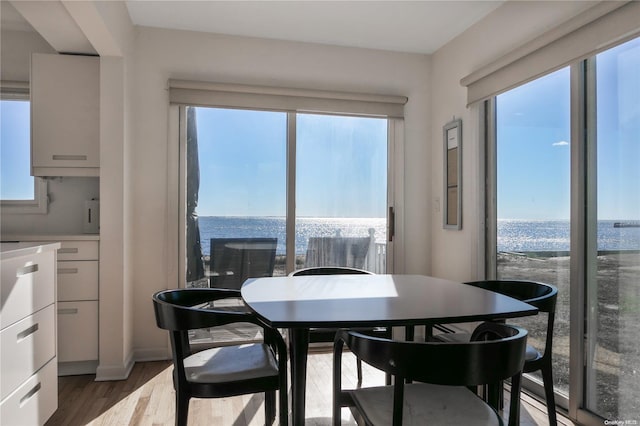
<box><xmin>498</xmin><ymin>219</ymin><xmax>640</xmax><ymax>252</ymax></box>
<box><xmin>196</xmin><ymin>217</ymin><xmax>640</xmax><ymax>256</ymax></box>
<box><xmin>198</xmin><ymin>216</ymin><xmax>386</xmax><ymax>256</ymax></box>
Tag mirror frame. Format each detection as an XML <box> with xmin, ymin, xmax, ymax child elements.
<box><xmin>443</xmin><ymin>119</ymin><xmax>462</xmax><ymax>229</ymax></box>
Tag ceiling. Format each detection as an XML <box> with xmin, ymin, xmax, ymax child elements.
<box><xmin>125</xmin><ymin>1</ymin><xmax>504</xmax><ymax>54</ymax></box>
<box><xmin>3</xmin><ymin>1</ymin><xmax>505</xmax><ymax>55</ymax></box>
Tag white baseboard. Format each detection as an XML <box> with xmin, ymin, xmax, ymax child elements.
<box><xmin>134</xmin><ymin>346</ymin><xmax>171</xmax><ymax>362</ymax></box>
<box><xmin>95</xmin><ymin>352</ymin><xmax>135</xmax><ymax>381</ymax></box>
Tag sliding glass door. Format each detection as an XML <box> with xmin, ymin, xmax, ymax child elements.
<box><xmin>180</xmin><ymin>106</ymin><xmax>394</xmax><ymax>345</ymax></box>
<box><xmin>489</xmin><ymin>35</ymin><xmax>640</xmax><ymax>424</ymax></box>
<box><xmin>584</xmin><ymin>37</ymin><xmax>640</xmax><ymax>421</ymax></box>
<box><xmin>493</xmin><ymin>67</ymin><xmax>571</xmax><ymax>401</ymax></box>
<box><xmin>295</xmin><ymin>113</ymin><xmax>388</xmax><ymax>273</ymax></box>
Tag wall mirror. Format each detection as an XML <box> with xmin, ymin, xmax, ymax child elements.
<box><xmin>443</xmin><ymin>119</ymin><xmax>462</xmax><ymax>229</ymax></box>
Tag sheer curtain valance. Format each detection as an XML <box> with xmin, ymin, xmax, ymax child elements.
<box><xmin>168</xmin><ymin>80</ymin><xmax>407</xmax><ymax>118</ymax></box>
<box><xmin>462</xmin><ymin>1</ymin><xmax>640</xmax><ymax>105</ymax></box>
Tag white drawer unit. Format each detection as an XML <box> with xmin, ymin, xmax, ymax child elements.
<box><xmin>0</xmin><ymin>305</ymin><xmax>56</xmax><ymax>401</ymax></box>
<box><xmin>0</xmin><ymin>243</ymin><xmax>58</xmax><ymax>425</ymax></box>
<box><xmin>0</xmin><ymin>359</ymin><xmax>58</xmax><ymax>426</ymax></box>
<box><xmin>56</xmin><ymin>239</ymin><xmax>99</xmax><ymax>375</ymax></box>
<box><xmin>57</xmin><ymin>261</ymin><xmax>99</xmax><ymax>301</ymax></box>
<box><xmin>0</xmin><ymin>251</ymin><xmax>55</xmax><ymax>329</ymax></box>
<box><xmin>57</xmin><ymin>301</ymin><xmax>99</xmax><ymax>363</ymax></box>
<box><xmin>56</xmin><ymin>240</ymin><xmax>99</xmax><ymax>261</ymax></box>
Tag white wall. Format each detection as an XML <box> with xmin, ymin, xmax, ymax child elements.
<box><xmin>429</xmin><ymin>1</ymin><xmax>596</xmax><ymax>281</ymax></box>
<box><xmin>131</xmin><ymin>27</ymin><xmax>432</xmax><ymax>355</ymax></box>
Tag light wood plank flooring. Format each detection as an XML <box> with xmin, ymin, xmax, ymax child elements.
<box><xmin>46</xmin><ymin>351</ymin><xmax>574</xmax><ymax>426</ymax></box>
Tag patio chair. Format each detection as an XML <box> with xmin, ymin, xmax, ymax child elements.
<box><xmin>304</xmin><ymin>236</ymin><xmax>371</xmax><ymax>269</ymax></box>
<box><xmin>209</xmin><ymin>237</ymin><xmax>277</xmax><ymax>290</ymax></box>
<box><xmin>333</xmin><ymin>322</ymin><xmax>528</xmax><ymax>426</ymax></box>
<box><xmin>290</xmin><ymin>266</ymin><xmax>391</xmax><ymax>386</ymax></box>
<box><xmin>434</xmin><ymin>280</ymin><xmax>558</xmax><ymax>426</ymax></box>
<box><xmin>152</xmin><ymin>288</ymin><xmax>288</xmax><ymax>426</ymax></box>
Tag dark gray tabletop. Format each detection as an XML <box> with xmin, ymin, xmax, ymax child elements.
<box><xmin>241</xmin><ymin>274</ymin><xmax>538</xmax><ymax>328</ymax></box>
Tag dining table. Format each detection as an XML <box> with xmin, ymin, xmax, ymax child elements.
<box><xmin>241</xmin><ymin>273</ymin><xmax>538</xmax><ymax>425</ymax></box>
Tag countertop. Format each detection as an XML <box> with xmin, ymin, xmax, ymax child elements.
<box><xmin>0</xmin><ymin>242</ymin><xmax>62</xmax><ymax>260</ymax></box>
<box><xmin>1</xmin><ymin>234</ymin><xmax>99</xmax><ymax>242</ymax></box>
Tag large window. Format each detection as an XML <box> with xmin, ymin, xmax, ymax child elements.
<box><xmin>488</xmin><ymin>35</ymin><xmax>640</xmax><ymax>424</ymax></box>
<box><xmin>0</xmin><ymin>96</ymin><xmax>47</xmax><ymax>213</ymax></box>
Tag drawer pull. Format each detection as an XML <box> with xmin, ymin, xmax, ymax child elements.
<box><xmin>17</xmin><ymin>264</ymin><xmax>38</xmax><ymax>276</ymax></box>
<box><xmin>52</xmin><ymin>154</ymin><xmax>87</xmax><ymax>161</ymax></box>
<box><xmin>58</xmin><ymin>308</ymin><xmax>79</xmax><ymax>315</ymax></box>
<box><xmin>19</xmin><ymin>382</ymin><xmax>41</xmax><ymax>407</ymax></box>
<box><xmin>58</xmin><ymin>268</ymin><xmax>79</xmax><ymax>274</ymax></box>
<box><xmin>58</xmin><ymin>248</ymin><xmax>79</xmax><ymax>254</ymax></box>
<box><xmin>17</xmin><ymin>324</ymin><xmax>39</xmax><ymax>341</ymax></box>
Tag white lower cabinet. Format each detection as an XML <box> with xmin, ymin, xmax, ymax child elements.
<box><xmin>0</xmin><ymin>243</ymin><xmax>59</xmax><ymax>425</ymax></box>
<box><xmin>56</xmin><ymin>240</ymin><xmax>99</xmax><ymax>376</ymax></box>
<box><xmin>58</xmin><ymin>301</ymin><xmax>99</xmax><ymax>362</ymax></box>
<box><xmin>0</xmin><ymin>359</ymin><xmax>58</xmax><ymax>426</ymax></box>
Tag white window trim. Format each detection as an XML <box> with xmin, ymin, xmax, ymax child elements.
<box><xmin>1</xmin><ymin>178</ymin><xmax>48</xmax><ymax>214</ymax></box>
<box><xmin>1</xmin><ymin>81</ymin><xmax>49</xmax><ymax>214</ymax></box>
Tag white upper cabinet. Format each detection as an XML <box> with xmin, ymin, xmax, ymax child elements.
<box><xmin>31</xmin><ymin>53</ymin><xmax>99</xmax><ymax>176</ymax></box>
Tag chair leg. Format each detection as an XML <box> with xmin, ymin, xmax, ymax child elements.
<box><xmin>175</xmin><ymin>392</ymin><xmax>190</xmax><ymax>426</ymax></box>
<box><xmin>356</xmin><ymin>358</ymin><xmax>363</xmax><ymax>387</ymax></box>
<box><xmin>541</xmin><ymin>364</ymin><xmax>558</xmax><ymax>426</ymax></box>
<box><xmin>508</xmin><ymin>374</ymin><xmax>521</xmax><ymax>426</ymax></box>
<box><xmin>279</xmin><ymin>388</ymin><xmax>288</xmax><ymax>426</ymax></box>
<box><xmin>265</xmin><ymin>390</ymin><xmax>276</xmax><ymax>425</ymax></box>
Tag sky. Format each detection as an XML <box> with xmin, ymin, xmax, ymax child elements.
<box><xmin>496</xmin><ymin>36</ymin><xmax>639</xmax><ymax>221</ymax></box>
<box><xmin>0</xmin><ymin>100</ymin><xmax>32</xmax><ymax>200</ymax></box>
<box><xmin>191</xmin><ymin>108</ymin><xmax>388</xmax><ymax>218</ymax></box>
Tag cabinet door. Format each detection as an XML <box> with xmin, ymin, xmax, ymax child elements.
<box><xmin>31</xmin><ymin>53</ymin><xmax>99</xmax><ymax>175</ymax></box>
<box><xmin>57</xmin><ymin>301</ymin><xmax>98</xmax><ymax>362</ymax></box>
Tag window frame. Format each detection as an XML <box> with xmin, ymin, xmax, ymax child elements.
<box><xmin>0</xmin><ymin>84</ymin><xmax>48</xmax><ymax>214</ymax></box>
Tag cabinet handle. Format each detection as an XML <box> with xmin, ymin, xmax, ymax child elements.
<box><xmin>52</xmin><ymin>154</ymin><xmax>87</xmax><ymax>161</ymax></box>
<box><xmin>58</xmin><ymin>248</ymin><xmax>79</xmax><ymax>254</ymax></box>
<box><xmin>58</xmin><ymin>268</ymin><xmax>79</xmax><ymax>274</ymax></box>
<box><xmin>58</xmin><ymin>308</ymin><xmax>79</xmax><ymax>315</ymax></box>
<box><xmin>17</xmin><ymin>264</ymin><xmax>38</xmax><ymax>276</ymax></box>
<box><xmin>19</xmin><ymin>382</ymin><xmax>42</xmax><ymax>407</ymax></box>
<box><xmin>17</xmin><ymin>324</ymin><xmax>39</xmax><ymax>341</ymax></box>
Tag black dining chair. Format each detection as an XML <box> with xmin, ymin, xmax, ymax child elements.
<box><xmin>435</xmin><ymin>280</ymin><xmax>558</xmax><ymax>426</ymax></box>
<box><xmin>152</xmin><ymin>288</ymin><xmax>288</xmax><ymax>426</ymax></box>
<box><xmin>333</xmin><ymin>322</ymin><xmax>528</xmax><ymax>426</ymax></box>
<box><xmin>290</xmin><ymin>266</ymin><xmax>392</xmax><ymax>386</ymax></box>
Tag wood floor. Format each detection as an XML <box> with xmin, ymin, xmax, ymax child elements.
<box><xmin>46</xmin><ymin>351</ymin><xmax>575</xmax><ymax>426</ymax></box>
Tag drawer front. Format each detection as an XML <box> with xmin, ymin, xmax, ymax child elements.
<box><xmin>57</xmin><ymin>241</ymin><xmax>99</xmax><ymax>261</ymax></box>
<box><xmin>0</xmin><ymin>251</ymin><xmax>55</xmax><ymax>329</ymax></box>
<box><xmin>57</xmin><ymin>261</ymin><xmax>99</xmax><ymax>301</ymax></box>
<box><xmin>0</xmin><ymin>305</ymin><xmax>56</xmax><ymax>400</ymax></box>
<box><xmin>57</xmin><ymin>301</ymin><xmax>98</xmax><ymax>362</ymax></box>
<box><xmin>0</xmin><ymin>358</ymin><xmax>57</xmax><ymax>426</ymax></box>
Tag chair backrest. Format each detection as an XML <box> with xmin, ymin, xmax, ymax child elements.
<box><xmin>465</xmin><ymin>280</ymin><xmax>557</xmax><ymax>358</ymax></box>
<box><xmin>209</xmin><ymin>238</ymin><xmax>277</xmax><ymax>290</ymax></box>
<box><xmin>290</xmin><ymin>266</ymin><xmax>374</xmax><ymax>276</ymax></box>
<box><xmin>304</xmin><ymin>236</ymin><xmax>371</xmax><ymax>269</ymax></box>
<box><xmin>464</xmin><ymin>280</ymin><xmax>557</xmax><ymax>313</ymax></box>
<box><xmin>153</xmin><ymin>288</ymin><xmax>260</xmax><ymax>332</ymax></box>
<box><xmin>340</xmin><ymin>322</ymin><xmax>527</xmax><ymax>387</ymax></box>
